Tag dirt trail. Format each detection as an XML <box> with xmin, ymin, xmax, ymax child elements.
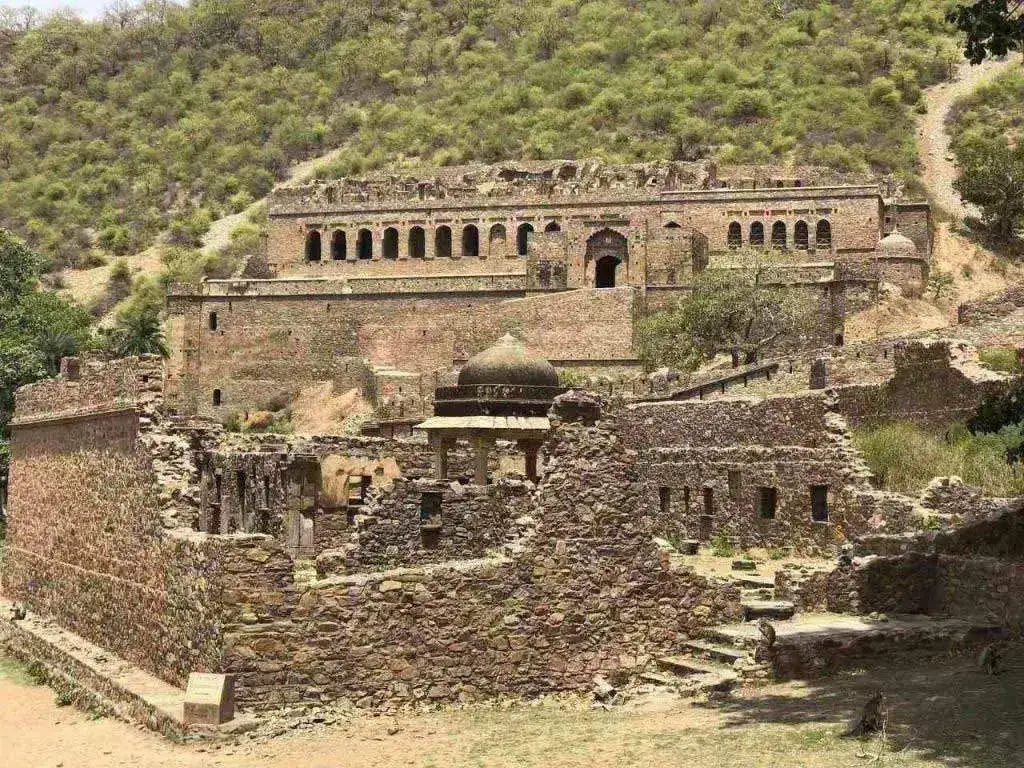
<box><xmin>917</xmin><ymin>54</ymin><xmax>1021</xmax><ymax>220</ymax></box>
<box><xmin>199</xmin><ymin>146</ymin><xmax>347</xmax><ymax>254</ymax></box>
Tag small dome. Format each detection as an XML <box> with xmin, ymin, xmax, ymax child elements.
<box><xmin>459</xmin><ymin>334</ymin><xmax>559</xmax><ymax>388</ymax></box>
<box><xmin>879</xmin><ymin>230</ymin><xmax>917</xmax><ymax>257</ymax></box>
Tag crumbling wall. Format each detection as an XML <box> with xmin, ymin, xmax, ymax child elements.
<box><xmin>212</xmin><ymin>405</ymin><xmax>742</xmax><ymax>709</ymax></box>
<box><xmin>328</xmin><ymin>477</ymin><xmax>535</xmax><ymax>575</ymax></box>
<box><xmin>619</xmin><ymin>394</ymin><xmax>888</xmax><ymax>552</ymax></box>
<box><xmin>832</xmin><ymin>504</ymin><xmax>1024</xmax><ymax>628</ymax></box>
<box><xmin>835</xmin><ymin>340</ymin><xmax>1007</xmax><ymax>429</ymax></box>
<box><xmin>1</xmin><ymin>359</ymin><xmax>223</xmax><ymax>688</ymax></box>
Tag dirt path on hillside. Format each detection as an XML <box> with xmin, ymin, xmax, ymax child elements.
<box><xmin>199</xmin><ymin>146</ymin><xmax>347</xmax><ymax>254</ymax></box>
<box><xmin>917</xmin><ymin>54</ymin><xmax>1021</xmax><ymax>220</ymax></box>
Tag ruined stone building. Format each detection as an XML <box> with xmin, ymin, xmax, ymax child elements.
<box><xmin>165</xmin><ymin>160</ymin><xmax>931</xmax><ymax>423</ymax></box>
<box><xmin>2</xmin><ymin>326</ymin><xmax>1014</xmax><ymax>720</ymax></box>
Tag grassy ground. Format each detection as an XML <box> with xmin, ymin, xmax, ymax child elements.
<box><xmin>1</xmin><ymin>650</ymin><xmax>1020</xmax><ymax>767</ymax></box>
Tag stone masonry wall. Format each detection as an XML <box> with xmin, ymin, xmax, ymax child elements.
<box><xmin>835</xmin><ymin>340</ymin><xmax>1008</xmax><ymax>429</ymax></box>
<box><xmin>618</xmin><ymin>394</ymin><xmax>896</xmax><ymax>552</ymax></box>
<box><xmin>211</xmin><ymin>407</ymin><xmax>743</xmax><ymax>709</ymax></box>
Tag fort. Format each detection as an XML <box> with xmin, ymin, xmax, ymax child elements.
<box><xmin>3</xmin><ymin>160</ymin><xmax>1023</xmax><ymax>738</ymax></box>
<box><xmin>164</xmin><ymin>160</ymin><xmax>930</xmax><ymax>422</ymax></box>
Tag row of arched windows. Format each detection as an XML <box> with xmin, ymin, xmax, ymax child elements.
<box><xmin>727</xmin><ymin>219</ymin><xmax>832</xmax><ymax>250</ymax></box>
<box><xmin>305</xmin><ymin>221</ymin><xmax>563</xmax><ymax>262</ymax></box>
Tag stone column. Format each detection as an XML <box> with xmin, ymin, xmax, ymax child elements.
<box><xmin>809</xmin><ymin>358</ymin><xmax>828</xmax><ymax>390</ymax></box>
<box><xmin>518</xmin><ymin>439</ymin><xmax>542</xmax><ymax>483</ymax></box>
<box><xmin>371</xmin><ymin>229</ymin><xmax>382</xmax><ymax>261</ymax></box>
<box><xmin>472</xmin><ymin>435</ymin><xmax>493</xmax><ymax>486</ymax></box>
<box><xmin>425</xmin><ymin>226</ymin><xmax>436</xmax><ymax>260</ymax></box>
<box><xmin>430</xmin><ymin>435</ymin><xmax>450</xmax><ymax>480</ymax></box>
<box><xmin>346</xmin><ymin>229</ymin><xmax>358</xmax><ymax>262</ymax></box>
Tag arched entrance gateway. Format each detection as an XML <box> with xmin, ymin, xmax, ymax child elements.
<box><xmin>586</xmin><ymin>228</ymin><xmax>628</xmax><ymax>288</ymax></box>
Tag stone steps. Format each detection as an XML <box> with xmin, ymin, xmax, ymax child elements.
<box><xmin>683</xmin><ymin>639</ymin><xmax>748</xmax><ymax>665</ymax></box>
<box><xmin>741</xmin><ymin>600</ymin><xmax>795</xmax><ymax>621</ymax></box>
<box><xmin>651</xmin><ymin>655</ymin><xmax>739</xmax><ymax>694</ymax></box>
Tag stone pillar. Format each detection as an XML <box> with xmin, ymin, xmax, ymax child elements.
<box><xmin>430</xmin><ymin>435</ymin><xmax>450</xmax><ymax>480</ymax></box>
<box><xmin>425</xmin><ymin>226</ymin><xmax>436</xmax><ymax>260</ymax></box>
<box><xmin>371</xmin><ymin>229</ymin><xmax>382</xmax><ymax>261</ymax></box>
<box><xmin>398</xmin><ymin>226</ymin><xmax>409</xmax><ymax>260</ymax></box>
<box><xmin>519</xmin><ymin>440</ymin><xmax>542</xmax><ymax>483</ymax></box>
<box><xmin>809</xmin><ymin>358</ymin><xmax>828</xmax><ymax>390</ymax></box>
<box><xmin>473</xmin><ymin>435</ymin><xmax>493</xmax><ymax>486</ymax></box>
<box><xmin>346</xmin><ymin>229</ymin><xmax>358</xmax><ymax>262</ymax></box>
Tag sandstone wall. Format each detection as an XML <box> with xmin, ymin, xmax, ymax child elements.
<box><xmin>166</xmin><ymin>285</ymin><xmax>637</xmax><ymax>419</ymax></box>
<box><xmin>619</xmin><ymin>395</ymin><xmax>884</xmax><ymax>552</ymax></box>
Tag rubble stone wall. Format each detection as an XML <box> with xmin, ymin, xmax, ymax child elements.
<box><xmin>835</xmin><ymin>341</ymin><xmax>1007</xmax><ymax>429</ymax></box>
<box><xmin>619</xmin><ymin>395</ymin><xmax>875</xmax><ymax>552</ymax></box>
<box><xmin>210</xmin><ymin>410</ymin><xmax>743</xmax><ymax>709</ymax></box>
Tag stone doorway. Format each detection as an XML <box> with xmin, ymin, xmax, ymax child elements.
<box><xmin>586</xmin><ymin>228</ymin><xmax>628</xmax><ymax>288</ymax></box>
<box><xmin>595</xmin><ymin>256</ymin><xmax>621</xmax><ymax>288</ymax></box>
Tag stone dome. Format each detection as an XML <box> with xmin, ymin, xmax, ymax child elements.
<box><xmin>458</xmin><ymin>334</ymin><xmax>560</xmax><ymax>388</ymax></box>
<box><xmin>879</xmin><ymin>230</ymin><xmax>918</xmax><ymax>257</ymax></box>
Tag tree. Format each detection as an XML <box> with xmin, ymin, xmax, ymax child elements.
<box><xmin>947</xmin><ymin>0</ymin><xmax>1024</xmax><ymax>64</ymax></box>
<box><xmin>106</xmin><ymin>305</ymin><xmax>169</xmax><ymax>358</ymax></box>
<box><xmin>953</xmin><ymin>136</ymin><xmax>1024</xmax><ymax>239</ymax></box>
<box><xmin>635</xmin><ymin>252</ymin><xmax>818</xmax><ymax>372</ymax></box>
<box><xmin>0</xmin><ymin>229</ymin><xmax>93</xmax><ymax>491</ymax></box>
<box><xmin>968</xmin><ymin>376</ymin><xmax>1024</xmax><ymax>461</ymax></box>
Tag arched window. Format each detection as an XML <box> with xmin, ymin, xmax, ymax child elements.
<box><xmin>664</xmin><ymin>221</ymin><xmax>681</xmax><ymax>229</ymax></box>
<box><xmin>435</xmin><ymin>225</ymin><xmax>452</xmax><ymax>258</ymax></box>
<box><xmin>382</xmin><ymin>227</ymin><xmax>398</xmax><ymax>259</ymax></box>
<box><xmin>545</xmin><ymin>221</ymin><xmax>561</xmax><ymax>233</ymax></box>
<box><xmin>771</xmin><ymin>221</ymin><xmax>787</xmax><ymax>249</ymax></box>
<box><xmin>461</xmin><ymin>224</ymin><xmax>480</xmax><ymax>258</ymax></box>
<box><xmin>794</xmin><ymin>221</ymin><xmax>809</xmax><ymax>250</ymax></box>
<box><xmin>749</xmin><ymin>222</ymin><xmax>765</xmax><ymax>247</ymax></box>
<box><xmin>816</xmin><ymin>219</ymin><xmax>832</xmax><ymax>249</ymax></box>
<box><xmin>408</xmin><ymin>226</ymin><xmax>425</xmax><ymax>259</ymax></box>
<box><xmin>331</xmin><ymin>230</ymin><xmax>346</xmax><ymax>260</ymax></box>
<box><xmin>727</xmin><ymin>222</ymin><xmax>742</xmax><ymax>248</ymax></box>
<box><xmin>305</xmin><ymin>230</ymin><xmax>321</xmax><ymax>262</ymax></box>
<box><xmin>212</xmin><ymin>389</ymin><xmax>222</xmax><ymax>407</ymax></box>
<box><xmin>356</xmin><ymin>229</ymin><xmax>373</xmax><ymax>260</ymax></box>
<box><xmin>208</xmin><ymin>311</ymin><xmax>218</xmax><ymax>331</ymax></box>
<box><xmin>516</xmin><ymin>222</ymin><xmax>534</xmax><ymax>256</ymax></box>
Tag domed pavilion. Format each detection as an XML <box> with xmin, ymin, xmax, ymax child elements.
<box><xmin>416</xmin><ymin>334</ymin><xmax>565</xmax><ymax>484</ymax></box>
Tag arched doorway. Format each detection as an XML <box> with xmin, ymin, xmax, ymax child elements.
<box><xmin>595</xmin><ymin>256</ymin><xmax>620</xmax><ymax>288</ymax></box>
<box><xmin>585</xmin><ymin>228</ymin><xmax>628</xmax><ymax>288</ymax></box>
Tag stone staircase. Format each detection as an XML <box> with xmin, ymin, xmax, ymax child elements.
<box><xmin>645</xmin><ymin>556</ymin><xmax>794</xmax><ymax>692</ymax></box>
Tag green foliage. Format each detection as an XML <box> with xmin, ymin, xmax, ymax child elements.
<box><xmin>558</xmin><ymin>369</ymin><xmax>589</xmax><ymax>388</ymax></box>
<box><xmin>104</xmin><ymin>304</ymin><xmax>169</xmax><ymax>358</ymax></box>
<box><xmin>0</xmin><ymin>0</ymin><xmax>960</xmax><ymax>269</ymax></box>
<box><xmin>926</xmin><ymin>267</ymin><xmax>955</xmax><ymax>299</ymax></box>
<box><xmin>852</xmin><ymin>421</ymin><xmax>1024</xmax><ymax>496</ymax></box>
<box><xmin>710</xmin><ymin>534</ymin><xmax>735</xmax><ymax>558</ymax></box>
<box><xmin>635</xmin><ymin>251</ymin><xmax>817</xmax><ymax>371</ymax></box>
<box><xmin>978</xmin><ymin>346</ymin><xmax>1022</xmax><ymax>374</ymax></box>
<box><xmin>947</xmin><ymin>0</ymin><xmax>1024</xmax><ymax>64</ymax></box>
<box><xmin>949</xmin><ymin>69</ymin><xmax>1024</xmax><ymax>239</ymax></box>
<box><xmin>0</xmin><ymin>229</ymin><xmax>93</xmax><ymax>480</ymax></box>
<box><xmin>969</xmin><ymin>377</ymin><xmax>1024</xmax><ymax>462</ymax></box>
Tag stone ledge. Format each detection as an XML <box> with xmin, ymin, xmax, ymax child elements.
<box><xmin>0</xmin><ymin>599</ymin><xmax>258</xmax><ymax>741</ymax></box>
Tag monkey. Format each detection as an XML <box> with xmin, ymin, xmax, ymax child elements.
<box><xmin>843</xmin><ymin>690</ymin><xmax>886</xmax><ymax>738</ymax></box>
<box><xmin>979</xmin><ymin>641</ymin><xmax>1004</xmax><ymax>676</ymax></box>
<box><xmin>757</xmin><ymin>617</ymin><xmax>777</xmax><ymax>648</ymax></box>
<box><xmin>10</xmin><ymin>604</ymin><xmax>25</xmax><ymax>621</ymax></box>
<box><xmin>754</xmin><ymin>618</ymin><xmax>777</xmax><ymax>662</ymax></box>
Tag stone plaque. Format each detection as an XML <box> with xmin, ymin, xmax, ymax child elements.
<box><xmin>183</xmin><ymin>672</ymin><xmax>235</xmax><ymax>726</ymax></box>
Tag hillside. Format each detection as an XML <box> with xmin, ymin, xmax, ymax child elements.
<box><xmin>0</xmin><ymin>0</ymin><xmax>961</xmax><ymax>272</ymax></box>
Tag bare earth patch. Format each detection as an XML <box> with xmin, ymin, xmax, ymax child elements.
<box><xmin>2</xmin><ymin>652</ymin><xmax>1020</xmax><ymax>768</ymax></box>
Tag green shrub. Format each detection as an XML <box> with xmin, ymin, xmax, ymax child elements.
<box><xmin>710</xmin><ymin>534</ymin><xmax>735</xmax><ymax>558</ymax></box>
<box><xmin>852</xmin><ymin>421</ymin><xmax>1024</xmax><ymax>496</ymax></box>
<box><xmin>978</xmin><ymin>347</ymin><xmax>1021</xmax><ymax>374</ymax></box>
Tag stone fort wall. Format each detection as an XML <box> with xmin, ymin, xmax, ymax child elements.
<box><xmin>165</xmin><ymin>282</ymin><xmax>636</xmax><ymax>419</ymax></box>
